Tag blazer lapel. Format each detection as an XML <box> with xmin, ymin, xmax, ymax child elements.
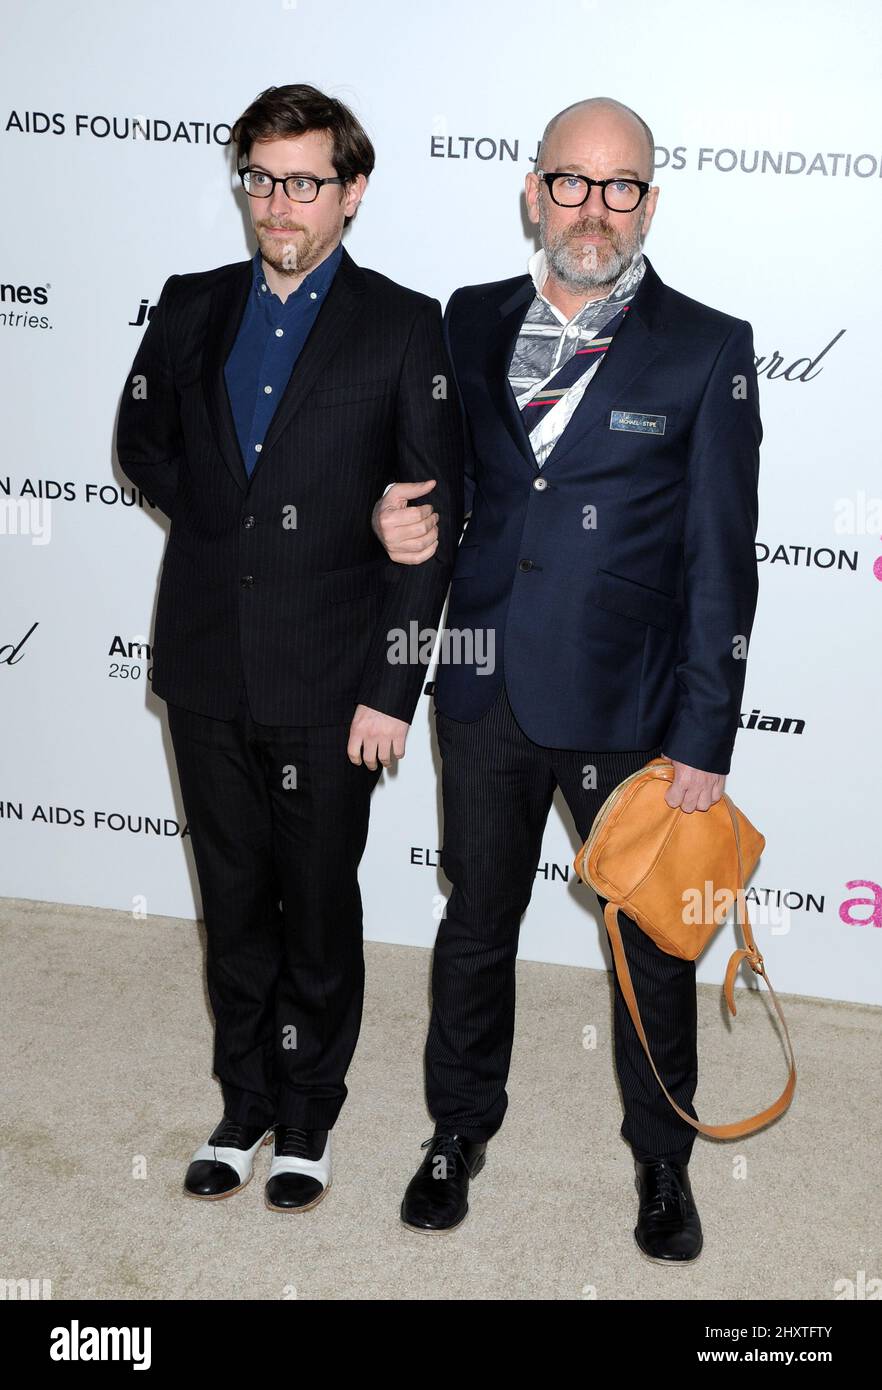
<box><xmin>254</xmin><ymin>246</ymin><xmax>367</xmax><ymax>482</ymax></box>
<box><xmin>540</xmin><ymin>255</ymin><xmax>663</xmax><ymax>473</ymax></box>
<box><xmin>484</xmin><ymin>278</ymin><xmax>541</xmax><ymax>474</ymax></box>
<box><xmin>201</xmin><ymin>244</ymin><xmax>367</xmax><ymax>493</ymax></box>
<box><xmin>201</xmin><ymin>261</ymin><xmax>252</xmax><ymax>493</ymax></box>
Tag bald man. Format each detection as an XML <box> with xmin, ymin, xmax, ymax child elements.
<box><xmin>375</xmin><ymin>97</ymin><xmax>761</xmax><ymax>1261</ymax></box>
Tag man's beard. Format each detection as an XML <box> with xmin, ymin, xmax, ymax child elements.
<box><xmin>255</xmin><ymin>221</ymin><xmax>330</xmax><ymax>275</ymax></box>
<box><xmin>540</xmin><ymin>202</ymin><xmax>646</xmax><ymax>293</ymax></box>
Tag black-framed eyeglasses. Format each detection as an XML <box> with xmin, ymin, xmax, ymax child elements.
<box><xmin>538</xmin><ymin>170</ymin><xmax>651</xmax><ymax>212</ymax></box>
<box><xmin>238</xmin><ymin>167</ymin><xmax>346</xmax><ymax>203</ymax></box>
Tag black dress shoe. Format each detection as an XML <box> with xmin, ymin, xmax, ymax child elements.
<box><xmin>184</xmin><ymin>1116</ymin><xmax>273</xmax><ymax>1199</ymax></box>
<box><xmin>633</xmin><ymin>1159</ymin><xmax>703</xmax><ymax>1263</ymax></box>
<box><xmin>264</xmin><ymin>1125</ymin><xmax>331</xmax><ymax>1212</ymax></box>
<box><xmin>400</xmin><ymin>1133</ymin><xmax>487</xmax><ymax>1232</ymax></box>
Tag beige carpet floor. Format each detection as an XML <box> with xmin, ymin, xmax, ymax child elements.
<box><xmin>1</xmin><ymin>896</ymin><xmax>879</xmax><ymax>1301</ymax></box>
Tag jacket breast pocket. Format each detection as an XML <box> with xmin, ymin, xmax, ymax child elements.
<box><xmin>591</xmin><ymin>568</ymin><xmax>680</xmax><ymax>631</ymax></box>
<box><xmin>306</xmin><ymin>379</ymin><xmax>393</xmax><ymax>409</ymax></box>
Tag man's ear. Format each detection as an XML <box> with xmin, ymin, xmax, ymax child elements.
<box><xmin>641</xmin><ymin>183</ymin><xmax>660</xmax><ymax>237</ymax></box>
<box><xmin>524</xmin><ymin>172</ymin><xmax>540</xmax><ymax>226</ymax></box>
<box><xmin>343</xmin><ymin>173</ymin><xmax>368</xmax><ymax>219</ymax></box>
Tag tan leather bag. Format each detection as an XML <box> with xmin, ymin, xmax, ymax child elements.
<box><xmin>573</xmin><ymin>756</ymin><xmax>796</xmax><ymax>1139</ymax></box>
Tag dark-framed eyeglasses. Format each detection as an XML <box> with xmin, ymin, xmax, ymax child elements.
<box><xmin>538</xmin><ymin>170</ymin><xmax>651</xmax><ymax>212</ymax></box>
<box><xmin>238</xmin><ymin>167</ymin><xmax>346</xmax><ymax>203</ymax></box>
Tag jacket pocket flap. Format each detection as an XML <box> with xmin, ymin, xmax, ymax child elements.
<box><xmin>591</xmin><ymin>568</ymin><xmax>679</xmax><ymax>631</ymax></box>
<box><xmin>307</xmin><ymin>379</ymin><xmax>392</xmax><ymax>408</ymax></box>
<box><xmin>319</xmin><ymin>558</ymin><xmax>390</xmax><ymax>603</ymax></box>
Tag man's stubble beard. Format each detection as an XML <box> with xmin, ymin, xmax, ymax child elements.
<box><xmin>539</xmin><ymin>200</ymin><xmax>646</xmax><ymax>294</ymax></box>
<box><xmin>255</xmin><ymin>221</ymin><xmax>333</xmax><ymax>276</ymax></box>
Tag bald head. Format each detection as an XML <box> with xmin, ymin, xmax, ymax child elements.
<box><xmin>524</xmin><ymin>95</ymin><xmax>660</xmax><ymax>303</ymax></box>
<box><xmin>537</xmin><ymin>97</ymin><xmax>655</xmax><ymax>183</ymax></box>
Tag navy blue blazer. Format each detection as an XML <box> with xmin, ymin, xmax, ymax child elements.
<box><xmin>433</xmin><ymin>253</ymin><xmax>762</xmax><ymax>775</ymax></box>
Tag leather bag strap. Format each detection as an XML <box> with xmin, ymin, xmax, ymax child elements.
<box><xmin>601</xmin><ymin>794</ymin><xmax>796</xmax><ymax>1139</ymax></box>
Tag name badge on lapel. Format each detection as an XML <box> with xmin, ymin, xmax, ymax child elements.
<box><xmin>609</xmin><ymin>410</ymin><xmax>666</xmax><ymax>436</ymax></box>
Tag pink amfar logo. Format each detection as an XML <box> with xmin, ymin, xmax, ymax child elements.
<box><xmin>839</xmin><ymin>880</ymin><xmax>882</xmax><ymax>928</ymax></box>
<box><xmin>873</xmin><ymin>538</ymin><xmax>882</xmax><ymax>582</ymax></box>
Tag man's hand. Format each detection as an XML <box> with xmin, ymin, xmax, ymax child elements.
<box><xmin>348</xmin><ymin>704</ymin><xmax>411</xmax><ymax>769</ymax></box>
<box><xmin>661</xmin><ymin>754</ymin><xmax>725</xmax><ymax>813</ymax></box>
<box><xmin>372</xmin><ymin>480</ymin><xmax>438</xmax><ymax>564</ymax></box>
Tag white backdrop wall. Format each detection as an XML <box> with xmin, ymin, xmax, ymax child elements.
<box><xmin>2</xmin><ymin>0</ymin><xmax>880</xmax><ymax>1005</ymax></box>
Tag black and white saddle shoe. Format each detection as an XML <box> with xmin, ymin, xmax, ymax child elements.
<box><xmin>633</xmin><ymin>1159</ymin><xmax>703</xmax><ymax>1264</ymax></box>
<box><xmin>184</xmin><ymin>1117</ymin><xmax>273</xmax><ymax>1200</ymax></box>
<box><xmin>264</xmin><ymin>1125</ymin><xmax>331</xmax><ymax>1212</ymax></box>
<box><xmin>400</xmin><ymin>1133</ymin><xmax>487</xmax><ymax>1233</ymax></box>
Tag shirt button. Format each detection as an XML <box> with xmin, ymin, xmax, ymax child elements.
<box><xmin>518</xmin><ymin>559</ymin><xmax>534</xmax><ymax>572</ymax></box>
<box><xmin>264</xmin><ymin>385</ymin><xmax>272</xmax><ymax>394</ymax></box>
<box><xmin>533</xmin><ymin>477</ymin><xmax>548</xmax><ymax>491</ymax></box>
<box><xmin>275</xmin><ymin>328</ymin><xmax>284</xmax><ymax>337</ymax></box>
<box><xmin>254</xmin><ymin>443</ymin><xmax>262</xmax><ymax>453</ymax></box>
<box><xmin>309</xmin><ymin>291</ymin><xmax>317</xmax><ymax>300</ymax></box>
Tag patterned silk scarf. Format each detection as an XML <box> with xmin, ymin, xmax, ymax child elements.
<box><xmin>519</xmin><ymin>303</ymin><xmax>630</xmax><ymax>433</ymax></box>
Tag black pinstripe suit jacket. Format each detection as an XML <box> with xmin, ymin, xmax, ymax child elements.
<box><xmin>115</xmin><ymin>246</ymin><xmax>464</xmax><ymax>725</ymax></box>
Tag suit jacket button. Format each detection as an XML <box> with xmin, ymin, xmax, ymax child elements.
<box><xmin>243</xmin><ymin>514</ymin><xmax>256</xmax><ymax>528</ymax></box>
<box><xmin>518</xmin><ymin>559</ymin><xmax>533</xmax><ymax>572</ymax></box>
<box><xmin>533</xmin><ymin>477</ymin><xmax>547</xmax><ymax>491</ymax></box>
<box><xmin>240</xmin><ymin>574</ymin><xmax>254</xmax><ymax>587</ymax></box>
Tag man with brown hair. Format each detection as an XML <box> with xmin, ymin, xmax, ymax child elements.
<box><xmin>116</xmin><ymin>84</ymin><xmax>463</xmax><ymax>1213</ymax></box>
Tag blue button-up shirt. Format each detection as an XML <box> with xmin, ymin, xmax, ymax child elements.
<box><xmin>224</xmin><ymin>240</ymin><xmax>343</xmax><ymax>477</ymax></box>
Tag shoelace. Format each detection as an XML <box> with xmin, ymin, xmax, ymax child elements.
<box><xmin>642</xmin><ymin>1162</ymin><xmax>688</xmax><ymax>1221</ymax></box>
<box><xmin>421</xmin><ymin>1133</ymin><xmax>465</xmax><ymax>1177</ymax></box>
<box><xmin>275</xmin><ymin>1125</ymin><xmax>311</xmax><ymax>1159</ymax></box>
<box><xmin>211</xmin><ymin>1119</ymin><xmax>249</xmax><ymax>1149</ymax></box>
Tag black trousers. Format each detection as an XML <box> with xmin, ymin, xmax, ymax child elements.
<box><xmin>167</xmin><ymin>682</ymin><xmax>381</xmax><ymax>1131</ymax></box>
<box><xmin>429</xmin><ymin>683</ymin><xmax>699</xmax><ymax>1164</ymax></box>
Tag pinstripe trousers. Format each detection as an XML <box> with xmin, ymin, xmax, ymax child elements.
<box><xmin>429</xmin><ymin>682</ymin><xmax>699</xmax><ymax>1164</ymax></box>
<box><xmin>167</xmin><ymin>681</ymin><xmax>381</xmax><ymax>1131</ymax></box>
